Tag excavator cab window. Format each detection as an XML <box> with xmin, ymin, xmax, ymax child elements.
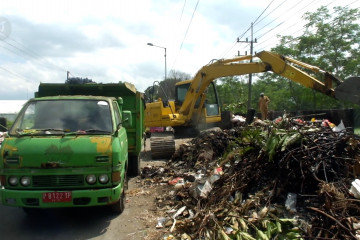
<box><xmin>204</xmin><ymin>82</ymin><xmax>220</xmax><ymax>116</ymax></box>
<box><xmin>175</xmin><ymin>83</ymin><xmax>190</xmax><ymax>107</ymax></box>
<box><xmin>175</xmin><ymin>81</ymin><xmax>220</xmax><ymax>116</ymax></box>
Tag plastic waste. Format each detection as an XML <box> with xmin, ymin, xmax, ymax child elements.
<box><xmin>170</xmin><ymin>206</ymin><xmax>187</xmax><ymax>232</ymax></box>
<box><xmin>172</xmin><ymin>206</ymin><xmax>186</xmax><ymax>219</ymax></box>
<box><xmin>231</xmin><ymin>115</ymin><xmax>246</xmax><ymax>123</ymax></box>
<box><xmin>285</xmin><ymin>192</ymin><xmax>297</xmax><ymax>212</ymax></box>
<box><xmin>350</xmin><ymin>179</ymin><xmax>360</xmax><ymax>199</ymax></box>
<box><xmin>225</xmin><ymin>226</ymin><xmax>233</xmax><ymax>234</ymax></box>
<box><xmin>332</xmin><ymin>120</ymin><xmax>345</xmax><ymax>132</ymax></box>
<box><xmin>322</xmin><ymin>119</ymin><xmax>335</xmax><ymax>128</ymax></box>
<box><xmin>174</xmin><ymin>178</ymin><xmax>185</xmax><ymax>189</ymax></box>
<box><xmin>168</xmin><ymin>177</ymin><xmax>184</xmax><ymax>185</ymax></box>
<box><xmin>209</xmin><ymin>167</ymin><xmax>223</xmax><ymax>184</ymax></box>
<box><xmin>156</xmin><ymin>217</ymin><xmax>168</xmax><ymax>228</ymax></box>
<box><xmin>189</xmin><ymin>180</ymin><xmax>212</xmax><ymax>199</ymax></box>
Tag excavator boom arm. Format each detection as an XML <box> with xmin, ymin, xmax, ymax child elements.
<box><xmin>179</xmin><ymin>51</ymin><xmax>339</xmax><ymax>123</ymax></box>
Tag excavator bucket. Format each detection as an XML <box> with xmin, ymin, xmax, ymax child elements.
<box><xmin>335</xmin><ymin>77</ymin><xmax>360</xmax><ymax>105</ymax></box>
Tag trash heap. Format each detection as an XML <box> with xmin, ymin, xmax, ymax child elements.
<box><xmin>153</xmin><ymin>117</ymin><xmax>360</xmax><ymax>240</ymax></box>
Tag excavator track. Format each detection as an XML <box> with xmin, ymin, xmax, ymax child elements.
<box><xmin>150</xmin><ymin>132</ymin><xmax>176</xmax><ymax>159</ymax></box>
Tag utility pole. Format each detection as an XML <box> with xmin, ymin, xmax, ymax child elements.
<box><xmin>237</xmin><ymin>22</ymin><xmax>257</xmax><ymax>110</ymax></box>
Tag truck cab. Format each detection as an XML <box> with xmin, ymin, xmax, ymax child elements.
<box><xmin>0</xmin><ymin>83</ymin><xmax>145</xmax><ymax>214</ymax></box>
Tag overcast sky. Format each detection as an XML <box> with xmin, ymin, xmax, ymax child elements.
<box><xmin>0</xmin><ymin>0</ymin><xmax>359</xmax><ymax>100</ymax></box>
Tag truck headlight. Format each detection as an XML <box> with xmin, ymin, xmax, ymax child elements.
<box><xmin>8</xmin><ymin>176</ymin><xmax>18</xmax><ymax>186</ymax></box>
<box><xmin>98</xmin><ymin>174</ymin><xmax>109</xmax><ymax>184</ymax></box>
<box><xmin>20</xmin><ymin>176</ymin><xmax>31</xmax><ymax>186</ymax></box>
<box><xmin>86</xmin><ymin>174</ymin><xmax>97</xmax><ymax>184</ymax></box>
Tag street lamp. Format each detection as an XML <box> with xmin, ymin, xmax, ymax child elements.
<box><xmin>147</xmin><ymin>43</ymin><xmax>167</xmax><ymax>80</ymax></box>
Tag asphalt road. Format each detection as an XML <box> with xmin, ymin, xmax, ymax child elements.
<box><xmin>0</xmin><ymin>176</ymin><xmax>160</xmax><ymax>240</ymax></box>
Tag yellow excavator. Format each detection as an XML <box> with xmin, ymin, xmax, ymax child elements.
<box><xmin>145</xmin><ymin>50</ymin><xmax>360</xmax><ymax>158</ymax></box>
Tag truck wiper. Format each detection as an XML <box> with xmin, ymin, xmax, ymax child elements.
<box><xmin>37</xmin><ymin>128</ymin><xmax>65</xmax><ymax>132</ymax></box>
<box><xmin>83</xmin><ymin>129</ymin><xmax>112</xmax><ymax>134</ymax></box>
<box><xmin>16</xmin><ymin>128</ymin><xmax>65</xmax><ymax>136</ymax></box>
<box><xmin>64</xmin><ymin>129</ymin><xmax>111</xmax><ymax>136</ymax></box>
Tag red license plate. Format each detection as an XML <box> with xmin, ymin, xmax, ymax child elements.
<box><xmin>42</xmin><ymin>191</ymin><xmax>72</xmax><ymax>203</ymax></box>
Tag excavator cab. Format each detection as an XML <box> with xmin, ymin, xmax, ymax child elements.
<box><xmin>175</xmin><ymin>80</ymin><xmax>220</xmax><ymax>119</ymax></box>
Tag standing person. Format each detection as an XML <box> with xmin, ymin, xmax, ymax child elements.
<box><xmin>259</xmin><ymin>92</ymin><xmax>270</xmax><ymax>120</ymax></box>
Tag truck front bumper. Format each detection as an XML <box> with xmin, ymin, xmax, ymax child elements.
<box><xmin>0</xmin><ymin>185</ymin><xmax>122</xmax><ymax>208</ymax></box>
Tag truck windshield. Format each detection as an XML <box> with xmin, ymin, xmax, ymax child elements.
<box><xmin>10</xmin><ymin>99</ymin><xmax>113</xmax><ymax>136</ymax></box>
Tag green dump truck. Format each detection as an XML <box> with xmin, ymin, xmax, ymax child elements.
<box><xmin>0</xmin><ymin>82</ymin><xmax>145</xmax><ymax>214</ymax></box>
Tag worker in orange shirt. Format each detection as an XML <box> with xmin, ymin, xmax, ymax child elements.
<box><xmin>259</xmin><ymin>92</ymin><xmax>270</xmax><ymax>120</ymax></box>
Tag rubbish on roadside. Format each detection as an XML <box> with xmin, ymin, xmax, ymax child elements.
<box><xmin>156</xmin><ymin>217</ymin><xmax>169</xmax><ymax>228</ymax></box>
<box><xmin>145</xmin><ymin>114</ymin><xmax>360</xmax><ymax>239</ymax></box>
<box><xmin>350</xmin><ymin>179</ymin><xmax>360</xmax><ymax>199</ymax></box>
<box><xmin>321</xmin><ymin>119</ymin><xmax>335</xmax><ymax>128</ymax></box>
<box><xmin>172</xmin><ymin>206</ymin><xmax>186</xmax><ymax>219</ymax></box>
<box><xmin>170</xmin><ymin>206</ymin><xmax>187</xmax><ymax>232</ymax></box>
<box><xmin>209</xmin><ymin>167</ymin><xmax>223</xmax><ymax>184</ymax></box>
<box><xmin>163</xmin><ymin>234</ymin><xmax>175</xmax><ymax>240</ymax></box>
<box><xmin>174</xmin><ymin>179</ymin><xmax>185</xmax><ymax>190</ymax></box>
<box><xmin>332</xmin><ymin>120</ymin><xmax>346</xmax><ymax>132</ymax></box>
<box><xmin>285</xmin><ymin>192</ymin><xmax>297</xmax><ymax>212</ymax></box>
<box><xmin>168</xmin><ymin>177</ymin><xmax>184</xmax><ymax>185</ymax></box>
<box><xmin>180</xmin><ymin>233</ymin><xmax>192</xmax><ymax>240</ymax></box>
<box><xmin>231</xmin><ymin>115</ymin><xmax>246</xmax><ymax>125</ymax></box>
<box><xmin>189</xmin><ymin>180</ymin><xmax>212</xmax><ymax>199</ymax></box>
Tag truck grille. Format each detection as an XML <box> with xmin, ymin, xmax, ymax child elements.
<box><xmin>32</xmin><ymin>175</ymin><xmax>84</xmax><ymax>187</ymax></box>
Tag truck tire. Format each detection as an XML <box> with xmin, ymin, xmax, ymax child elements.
<box><xmin>127</xmin><ymin>155</ymin><xmax>140</xmax><ymax>177</ymax></box>
<box><xmin>110</xmin><ymin>189</ymin><xmax>125</xmax><ymax>214</ymax></box>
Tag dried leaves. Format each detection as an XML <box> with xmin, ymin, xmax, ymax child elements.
<box><xmin>151</xmin><ymin>117</ymin><xmax>360</xmax><ymax>239</ymax></box>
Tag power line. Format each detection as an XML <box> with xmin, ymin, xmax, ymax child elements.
<box><xmin>253</xmin><ymin>0</ymin><xmax>276</xmax><ymax>25</ymax></box>
<box><xmin>240</xmin><ymin>0</ymin><xmax>335</xmax><ymax>53</ymax></box>
<box><xmin>221</xmin><ymin>0</ymin><xmax>282</xmax><ymax>58</ymax></box>
<box><xmin>179</xmin><ymin>0</ymin><xmax>187</xmax><ymax>22</ymax></box>
<box><xmin>253</xmin><ymin>0</ymin><xmax>313</xmax><ymax>36</ymax></box>
<box><xmin>178</xmin><ymin>0</ymin><xmax>199</xmax><ymax>51</ymax></box>
<box><xmin>254</xmin><ymin>0</ymin><xmax>289</xmax><ymax>27</ymax></box>
<box><xmin>170</xmin><ymin>0</ymin><xmax>200</xmax><ymax>73</ymax></box>
<box><xmin>0</xmin><ymin>65</ymin><xmax>31</xmax><ymax>82</ymax></box>
<box><xmin>0</xmin><ymin>37</ymin><xmax>68</xmax><ymax>73</ymax></box>
<box><xmin>255</xmin><ymin>0</ymin><xmax>355</xmax><ymax>52</ymax></box>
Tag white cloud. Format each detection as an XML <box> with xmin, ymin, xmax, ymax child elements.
<box><xmin>0</xmin><ymin>0</ymin><xmax>359</xmax><ymax>99</ymax></box>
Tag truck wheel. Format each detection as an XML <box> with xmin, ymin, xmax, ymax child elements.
<box><xmin>127</xmin><ymin>155</ymin><xmax>140</xmax><ymax>177</ymax></box>
<box><xmin>110</xmin><ymin>189</ymin><xmax>125</xmax><ymax>214</ymax></box>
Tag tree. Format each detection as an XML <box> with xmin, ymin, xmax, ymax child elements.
<box><xmin>300</xmin><ymin>6</ymin><xmax>360</xmax><ymax>78</ymax></box>
<box><xmin>216</xmin><ymin>76</ymin><xmax>248</xmax><ymax>113</ymax></box>
<box><xmin>255</xmin><ymin>5</ymin><xmax>360</xmax><ymax>111</ymax></box>
<box><xmin>144</xmin><ymin>70</ymin><xmax>191</xmax><ymax>102</ymax></box>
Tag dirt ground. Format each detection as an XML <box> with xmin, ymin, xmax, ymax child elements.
<box><xmin>121</xmin><ymin>137</ymin><xmax>192</xmax><ymax>240</ymax></box>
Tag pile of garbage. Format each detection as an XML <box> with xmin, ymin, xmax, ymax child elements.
<box><xmin>149</xmin><ymin>116</ymin><xmax>360</xmax><ymax>239</ymax></box>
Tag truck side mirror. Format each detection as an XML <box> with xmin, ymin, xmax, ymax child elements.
<box><xmin>122</xmin><ymin>111</ymin><xmax>132</xmax><ymax>128</ymax></box>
